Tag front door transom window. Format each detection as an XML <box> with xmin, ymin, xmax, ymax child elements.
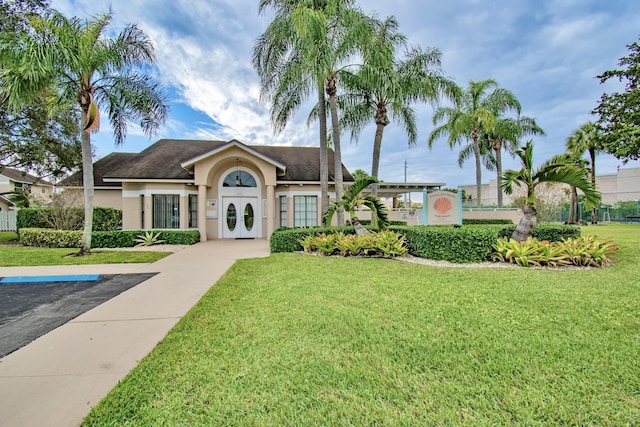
<box><xmin>223</xmin><ymin>171</ymin><xmax>256</xmax><ymax>187</ymax></box>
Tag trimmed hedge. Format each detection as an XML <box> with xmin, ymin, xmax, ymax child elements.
<box><xmin>92</xmin><ymin>230</ymin><xmax>200</xmax><ymax>248</ymax></box>
<box><xmin>19</xmin><ymin>228</ymin><xmax>82</xmax><ymax>248</ymax></box>
<box><xmin>19</xmin><ymin>228</ymin><xmax>200</xmax><ymax>248</ymax></box>
<box><xmin>392</xmin><ymin>226</ymin><xmax>499</xmax><ymax>263</ymax></box>
<box><xmin>497</xmin><ymin>224</ymin><xmax>580</xmax><ymax>241</ymax></box>
<box><xmin>462</xmin><ymin>218</ymin><xmax>513</xmax><ymax>225</ymax></box>
<box><xmin>270</xmin><ymin>224</ymin><xmax>582</xmax><ymax>263</ymax></box>
<box><xmin>17</xmin><ymin>207</ymin><xmax>122</xmax><ymax>231</ymax></box>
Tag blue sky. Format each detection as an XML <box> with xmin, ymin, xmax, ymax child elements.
<box><xmin>51</xmin><ymin>0</ymin><xmax>640</xmax><ymax>188</ymax></box>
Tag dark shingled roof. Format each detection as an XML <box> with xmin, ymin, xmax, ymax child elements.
<box><xmin>61</xmin><ymin>139</ymin><xmax>353</xmax><ymax>186</ymax></box>
<box><xmin>59</xmin><ymin>153</ymin><xmax>138</xmax><ymax>187</ymax></box>
<box><xmin>0</xmin><ymin>166</ymin><xmax>51</xmax><ymax>185</ymax></box>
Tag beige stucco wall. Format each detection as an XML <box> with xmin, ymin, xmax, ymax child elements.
<box><xmin>121</xmin><ymin>182</ymin><xmax>197</xmax><ymax>231</ymax></box>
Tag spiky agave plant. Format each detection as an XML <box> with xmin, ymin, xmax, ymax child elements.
<box><xmin>323</xmin><ymin>177</ymin><xmax>389</xmax><ymax>235</ymax></box>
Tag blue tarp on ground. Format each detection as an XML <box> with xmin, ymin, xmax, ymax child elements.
<box><xmin>0</xmin><ymin>275</ymin><xmax>101</xmax><ymax>284</ymax></box>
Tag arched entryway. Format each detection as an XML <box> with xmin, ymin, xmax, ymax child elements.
<box><xmin>219</xmin><ymin>167</ymin><xmax>262</xmax><ymax>238</ymax></box>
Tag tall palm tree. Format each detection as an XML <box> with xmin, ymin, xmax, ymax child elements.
<box><xmin>1</xmin><ymin>9</ymin><xmax>168</xmax><ymax>254</ymax></box>
<box><xmin>551</xmin><ymin>152</ymin><xmax>589</xmax><ymax>223</ymax></box>
<box><xmin>338</xmin><ymin>17</ymin><xmax>457</xmax><ymax>195</ymax></box>
<box><xmin>323</xmin><ymin>176</ymin><xmax>389</xmax><ymax>235</ymax></box>
<box><xmin>428</xmin><ymin>79</ymin><xmax>520</xmax><ymax>208</ymax></box>
<box><xmin>501</xmin><ymin>140</ymin><xmax>601</xmax><ymax>241</ymax></box>
<box><xmin>254</xmin><ymin>0</ymin><xmax>372</xmax><ymax>226</ymax></box>
<box><xmin>481</xmin><ymin>116</ymin><xmax>545</xmax><ymax>207</ymax></box>
<box><xmin>567</xmin><ymin>122</ymin><xmax>603</xmax><ymax>224</ymax></box>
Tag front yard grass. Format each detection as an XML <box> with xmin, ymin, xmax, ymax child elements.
<box><xmin>0</xmin><ymin>231</ymin><xmax>18</xmax><ymax>243</ymax></box>
<box><xmin>0</xmin><ymin>246</ymin><xmax>169</xmax><ymax>266</ymax></box>
<box><xmin>83</xmin><ymin>224</ymin><xmax>640</xmax><ymax>426</ymax></box>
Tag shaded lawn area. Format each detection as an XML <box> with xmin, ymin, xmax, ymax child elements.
<box><xmin>83</xmin><ymin>225</ymin><xmax>640</xmax><ymax>426</ymax></box>
<box><xmin>0</xmin><ymin>231</ymin><xmax>18</xmax><ymax>243</ymax></box>
<box><xmin>0</xmin><ymin>246</ymin><xmax>169</xmax><ymax>266</ymax></box>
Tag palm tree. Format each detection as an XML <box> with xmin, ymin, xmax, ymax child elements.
<box><xmin>254</xmin><ymin>0</ymin><xmax>372</xmax><ymax>226</ymax></box>
<box><xmin>323</xmin><ymin>176</ymin><xmax>389</xmax><ymax>235</ymax></box>
<box><xmin>2</xmin><ymin>9</ymin><xmax>168</xmax><ymax>254</ymax></box>
<box><xmin>428</xmin><ymin>79</ymin><xmax>520</xmax><ymax>208</ymax></box>
<box><xmin>481</xmin><ymin>116</ymin><xmax>545</xmax><ymax>207</ymax></box>
<box><xmin>339</xmin><ymin>17</ymin><xmax>457</xmax><ymax>195</ymax></box>
<box><xmin>551</xmin><ymin>152</ymin><xmax>589</xmax><ymax>224</ymax></box>
<box><xmin>501</xmin><ymin>141</ymin><xmax>601</xmax><ymax>241</ymax></box>
<box><xmin>567</xmin><ymin>122</ymin><xmax>603</xmax><ymax>224</ymax></box>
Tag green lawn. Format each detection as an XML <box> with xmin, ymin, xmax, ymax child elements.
<box><xmin>83</xmin><ymin>224</ymin><xmax>640</xmax><ymax>426</ymax></box>
<box><xmin>0</xmin><ymin>246</ymin><xmax>169</xmax><ymax>266</ymax></box>
<box><xmin>0</xmin><ymin>231</ymin><xmax>18</xmax><ymax>243</ymax></box>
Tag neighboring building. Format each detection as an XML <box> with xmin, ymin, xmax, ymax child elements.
<box><xmin>0</xmin><ymin>166</ymin><xmax>54</xmax><ymax>210</ymax></box>
<box><xmin>59</xmin><ymin>139</ymin><xmax>354</xmax><ymax>241</ymax></box>
<box><xmin>459</xmin><ymin>167</ymin><xmax>640</xmax><ymax>207</ymax></box>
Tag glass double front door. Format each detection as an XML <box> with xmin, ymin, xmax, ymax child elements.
<box><xmin>223</xmin><ymin>197</ymin><xmax>259</xmax><ymax>238</ymax></box>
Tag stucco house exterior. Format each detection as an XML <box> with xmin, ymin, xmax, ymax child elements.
<box><xmin>0</xmin><ymin>166</ymin><xmax>54</xmax><ymax>211</ymax></box>
<box><xmin>60</xmin><ymin>139</ymin><xmax>353</xmax><ymax>241</ymax></box>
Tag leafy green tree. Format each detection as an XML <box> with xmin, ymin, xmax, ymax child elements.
<box><xmin>338</xmin><ymin>17</ymin><xmax>456</xmax><ymax>195</ymax></box>
<box><xmin>1</xmin><ymin>9</ymin><xmax>168</xmax><ymax>254</ymax></box>
<box><xmin>480</xmin><ymin>116</ymin><xmax>544</xmax><ymax>207</ymax></box>
<box><xmin>0</xmin><ymin>0</ymin><xmax>81</xmax><ymax>177</ymax></box>
<box><xmin>500</xmin><ymin>141</ymin><xmax>601</xmax><ymax>241</ymax></box>
<box><xmin>323</xmin><ymin>176</ymin><xmax>389</xmax><ymax>235</ymax></box>
<box><xmin>254</xmin><ymin>0</ymin><xmax>372</xmax><ymax>225</ymax></box>
<box><xmin>428</xmin><ymin>79</ymin><xmax>520</xmax><ymax>208</ymax></box>
<box><xmin>566</xmin><ymin>122</ymin><xmax>603</xmax><ymax>224</ymax></box>
<box><xmin>593</xmin><ymin>36</ymin><xmax>640</xmax><ymax>161</ymax></box>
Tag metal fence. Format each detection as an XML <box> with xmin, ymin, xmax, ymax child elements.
<box><xmin>0</xmin><ymin>211</ymin><xmax>17</xmax><ymax>231</ymax></box>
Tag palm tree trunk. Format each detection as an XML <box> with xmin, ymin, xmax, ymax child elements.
<box><xmin>589</xmin><ymin>148</ymin><xmax>597</xmax><ymax>224</ymax></box>
<box><xmin>371</xmin><ymin>123</ymin><xmax>385</xmax><ymax>196</ymax></box>
<box><xmin>317</xmin><ymin>79</ymin><xmax>329</xmax><ymax>224</ymax></box>
<box><xmin>327</xmin><ymin>76</ymin><xmax>343</xmax><ymax>226</ymax></box>
<box><xmin>512</xmin><ymin>204</ymin><xmax>536</xmax><ymax>242</ymax></box>
<box><xmin>494</xmin><ymin>144</ymin><xmax>503</xmax><ymax>208</ymax></box>
<box><xmin>79</xmin><ymin>113</ymin><xmax>94</xmax><ymax>255</ymax></box>
<box><xmin>472</xmin><ymin>135</ymin><xmax>482</xmax><ymax>209</ymax></box>
<box><xmin>568</xmin><ymin>185</ymin><xmax>578</xmax><ymax>223</ymax></box>
<box><xmin>350</xmin><ymin>214</ymin><xmax>370</xmax><ymax>236</ymax></box>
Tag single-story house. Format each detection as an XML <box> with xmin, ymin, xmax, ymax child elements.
<box><xmin>60</xmin><ymin>139</ymin><xmax>354</xmax><ymax>240</ymax></box>
<box><xmin>0</xmin><ymin>166</ymin><xmax>54</xmax><ymax>210</ymax></box>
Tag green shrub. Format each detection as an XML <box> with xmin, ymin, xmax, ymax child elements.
<box><xmin>17</xmin><ymin>207</ymin><xmax>123</xmax><ymax>231</ymax></box>
<box><xmin>301</xmin><ymin>230</ymin><xmax>407</xmax><ymax>258</ymax></box>
<box><xmin>19</xmin><ymin>228</ymin><xmax>199</xmax><ymax>248</ymax></box>
<box><xmin>393</xmin><ymin>225</ymin><xmax>499</xmax><ymax>263</ymax></box>
<box><xmin>92</xmin><ymin>230</ymin><xmax>200</xmax><ymax>248</ymax></box>
<box><xmin>19</xmin><ymin>228</ymin><xmax>82</xmax><ymax>248</ymax></box>
<box><xmin>270</xmin><ymin>226</ymin><xmax>360</xmax><ymax>253</ymax></box>
<box><xmin>92</xmin><ymin>207</ymin><xmax>122</xmax><ymax>231</ymax></box>
<box><xmin>462</xmin><ymin>218</ymin><xmax>513</xmax><ymax>225</ymax></box>
<box><xmin>497</xmin><ymin>224</ymin><xmax>580</xmax><ymax>241</ymax></box>
<box><xmin>16</xmin><ymin>208</ymin><xmax>49</xmax><ymax>229</ymax></box>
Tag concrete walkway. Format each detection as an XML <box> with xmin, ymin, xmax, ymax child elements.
<box><xmin>0</xmin><ymin>239</ymin><xmax>270</xmax><ymax>427</ymax></box>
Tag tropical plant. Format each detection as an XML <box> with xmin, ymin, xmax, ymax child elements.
<box><xmin>428</xmin><ymin>79</ymin><xmax>521</xmax><ymax>208</ymax></box>
<box><xmin>3</xmin><ymin>189</ymin><xmax>31</xmax><ymax>208</ymax></box>
<box><xmin>337</xmin><ymin>17</ymin><xmax>456</xmax><ymax>195</ymax></box>
<box><xmin>566</xmin><ymin>122</ymin><xmax>603</xmax><ymax>224</ymax></box>
<box><xmin>480</xmin><ymin>115</ymin><xmax>545</xmax><ymax>207</ymax></box>
<box><xmin>493</xmin><ymin>235</ymin><xmax>617</xmax><ymax>267</ymax></box>
<box><xmin>254</xmin><ymin>0</ymin><xmax>373</xmax><ymax>225</ymax></box>
<box><xmin>551</xmin><ymin>152</ymin><xmax>589</xmax><ymax>224</ymax></box>
<box><xmin>1</xmin><ymin>9</ymin><xmax>168</xmax><ymax>254</ymax></box>
<box><xmin>323</xmin><ymin>177</ymin><xmax>389</xmax><ymax>235</ymax></box>
<box><xmin>134</xmin><ymin>231</ymin><xmax>165</xmax><ymax>247</ymax></box>
<box><xmin>500</xmin><ymin>140</ymin><xmax>601</xmax><ymax>241</ymax></box>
